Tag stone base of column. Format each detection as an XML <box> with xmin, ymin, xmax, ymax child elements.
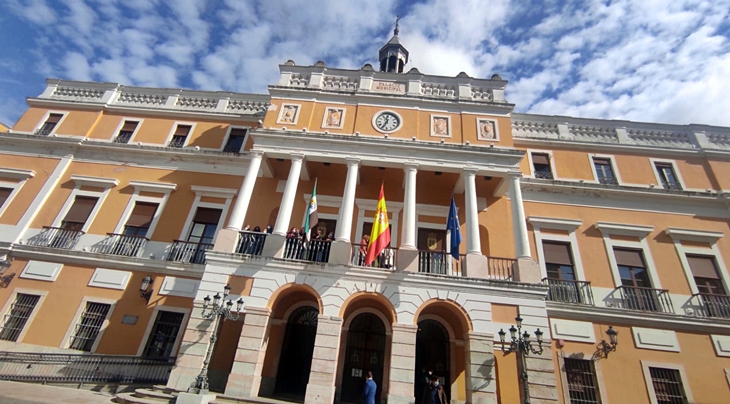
<box><xmin>224</xmin><ymin>373</ymin><xmax>262</xmax><ymax>398</ymax></box>
<box><xmin>175</xmin><ymin>392</ymin><xmax>217</xmax><ymax>404</ymax></box>
<box><xmin>304</xmin><ymin>383</ymin><xmax>336</xmax><ymax>404</ymax></box>
<box><xmin>304</xmin><ymin>316</ymin><xmax>343</xmax><ymax>404</ymax></box>
<box><xmin>224</xmin><ymin>306</ymin><xmax>272</xmax><ymax>398</ymax></box>
<box><xmin>463</xmin><ymin>253</ymin><xmax>488</xmax><ymax>278</ymax></box>
<box><xmin>397</xmin><ymin>248</ymin><xmax>419</xmax><ymax>272</ymax></box>
<box><xmin>388</xmin><ymin>323</ymin><xmax>417</xmax><ymax>404</ymax></box>
<box><xmin>513</xmin><ymin>258</ymin><xmax>541</xmax><ymax>283</ymax></box>
<box><xmin>168</xmin><ymin>304</ymin><xmax>214</xmax><ymax>392</ymax></box>
<box><xmin>466</xmin><ymin>332</ymin><xmax>498</xmax><ymax>404</ymax></box>
<box><xmin>525</xmin><ymin>346</ymin><xmax>559</xmax><ymax>403</ymax></box>
<box><xmin>328</xmin><ymin>240</ymin><xmax>352</xmax><ymax>265</ymax></box>
<box><xmin>212</xmin><ymin>228</ymin><xmax>240</xmax><ymax>253</ymax></box>
<box><xmin>261</xmin><ymin>234</ymin><xmax>286</xmax><ymax>258</ymax></box>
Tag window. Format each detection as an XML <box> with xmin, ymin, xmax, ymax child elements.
<box><xmin>143</xmin><ymin>311</ymin><xmax>185</xmax><ymax>358</ymax></box>
<box><xmin>187</xmin><ymin>207</ymin><xmax>222</xmax><ymax>245</ymax></box>
<box><xmin>544</xmin><ymin>242</ymin><xmax>576</xmax><ymax>280</ymax></box>
<box><xmin>687</xmin><ymin>255</ymin><xmax>725</xmax><ymax>295</ymax></box>
<box><xmin>0</xmin><ymin>293</ymin><xmax>41</xmax><ymax>342</ymax></box>
<box><xmin>0</xmin><ymin>187</ymin><xmax>11</xmax><ymax>209</ymax></box>
<box><xmin>123</xmin><ymin>202</ymin><xmax>158</xmax><ymax>237</ymax></box>
<box><xmin>654</xmin><ymin>162</ymin><xmax>681</xmax><ymax>190</ymax></box>
<box><xmin>168</xmin><ymin>124</ymin><xmax>191</xmax><ymax>148</ymax></box>
<box><xmin>60</xmin><ymin>196</ymin><xmax>99</xmax><ymax>232</ymax></box>
<box><xmin>223</xmin><ymin>128</ymin><xmax>248</xmax><ymax>153</ymax></box>
<box><xmin>69</xmin><ymin>302</ymin><xmax>111</xmax><ymax>351</ymax></box>
<box><xmin>614</xmin><ymin>248</ymin><xmax>660</xmax><ymax>311</ymax></box>
<box><xmin>649</xmin><ymin>367</ymin><xmax>688</xmax><ymax>403</ymax></box>
<box><xmin>36</xmin><ymin>113</ymin><xmax>63</xmax><ymax>136</ymax></box>
<box><xmin>564</xmin><ymin>358</ymin><xmax>601</xmax><ymax>404</ymax></box>
<box><xmin>531</xmin><ymin>153</ymin><xmax>553</xmax><ymax>179</ymax></box>
<box><xmin>114</xmin><ymin>120</ymin><xmax>138</xmax><ymax>144</ymax></box>
<box><xmin>593</xmin><ymin>158</ymin><xmax>617</xmax><ymax>185</ymax></box>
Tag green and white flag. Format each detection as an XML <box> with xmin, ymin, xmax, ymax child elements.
<box><xmin>304</xmin><ymin>178</ymin><xmax>318</xmax><ymax>238</ymax></box>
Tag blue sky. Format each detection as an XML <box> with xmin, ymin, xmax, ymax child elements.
<box><xmin>2</xmin><ymin>0</ymin><xmax>730</xmax><ymax>128</ymax></box>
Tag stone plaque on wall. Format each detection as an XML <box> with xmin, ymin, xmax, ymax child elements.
<box><xmin>372</xmin><ymin>81</ymin><xmax>406</xmax><ymax>94</ymax></box>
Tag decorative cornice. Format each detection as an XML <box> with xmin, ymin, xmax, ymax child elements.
<box><xmin>665</xmin><ymin>228</ymin><xmax>724</xmax><ymax>244</ymax></box>
<box><xmin>129</xmin><ymin>180</ymin><xmax>178</xmax><ymax>193</ymax></box>
<box><xmin>595</xmin><ymin>221</ymin><xmax>654</xmax><ymax>238</ymax></box>
<box><xmin>0</xmin><ymin>167</ymin><xmax>35</xmax><ymax>180</ymax></box>
<box><xmin>190</xmin><ymin>185</ymin><xmax>238</xmax><ymax>198</ymax></box>
<box><xmin>71</xmin><ymin>174</ymin><xmax>119</xmax><ymax>188</ymax></box>
<box><xmin>527</xmin><ymin>216</ymin><xmax>582</xmax><ymax>232</ymax></box>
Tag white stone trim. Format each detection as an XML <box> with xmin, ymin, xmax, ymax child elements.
<box><xmin>190</xmin><ymin>185</ymin><xmax>238</xmax><ymax>199</ymax></box>
<box><xmin>178</xmin><ymin>191</ymin><xmax>232</xmax><ymax>241</ymax></box>
<box><xmin>632</xmin><ymin>327</ymin><xmax>680</xmax><ymax>352</ymax></box>
<box><xmin>589</xmin><ymin>153</ymin><xmax>623</xmax><ymax>185</ymax></box>
<box><xmin>595</xmin><ymin>222</ymin><xmax>653</xmax><ymax>238</ymax></box>
<box><xmin>342</xmin><ymin>307</ymin><xmax>392</xmax><ymax>335</ymax></box>
<box><xmin>71</xmin><ymin>175</ymin><xmax>119</xmax><ymax>188</ymax></box>
<box><xmin>371</xmin><ymin>110</ymin><xmax>403</xmax><ymax>134</ymax></box>
<box><xmin>0</xmin><ymin>287</ymin><xmax>48</xmax><ymax>343</ymax></box>
<box><xmin>33</xmin><ymin>110</ymin><xmax>69</xmax><ymax>136</ymax></box>
<box><xmin>60</xmin><ymin>296</ymin><xmax>117</xmax><ymax>353</ymax></box>
<box><xmin>665</xmin><ymin>228</ymin><xmax>724</xmax><ymax>244</ymax></box>
<box><xmin>430</xmin><ymin>114</ymin><xmax>452</xmax><ymax>138</ymax></box>
<box><xmin>0</xmin><ymin>168</ymin><xmax>36</xmax><ymax>180</ymax></box>
<box><xmin>601</xmin><ymin>233</ymin><xmax>662</xmax><ymax>289</ymax></box>
<box><xmin>557</xmin><ymin>352</ymin><xmax>608</xmax><ymax>404</ymax></box>
<box><xmin>19</xmin><ymin>260</ymin><xmax>63</xmax><ymax>282</ymax></box>
<box><xmin>129</xmin><ymin>180</ymin><xmax>178</xmax><ymax>193</ymax></box>
<box><xmin>51</xmin><ymin>187</ymin><xmax>111</xmax><ymax>233</ymax></box>
<box><xmin>163</xmin><ymin>121</ymin><xmax>197</xmax><ymax>148</ymax></box>
<box><xmin>640</xmin><ymin>361</ymin><xmax>694</xmax><ymax>404</ymax></box>
<box><xmin>87</xmin><ymin>268</ymin><xmax>132</xmax><ymax>290</ymax></box>
<box><xmin>276</xmin><ymin>103</ymin><xmax>301</xmax><ymax>125</ymax></box>
<box><xmin>475</xmin><ymin>117</ymin><xmax>499</xmax><ymax>142</ymax></box>
<box><xmin>711</xmin><ymin>335</ymin><xmax>730</xmax><ymax>357</ymax></box>
<box><xmin>530</xmin><ymin>217</ymin><xmax>585</xmax><ymax>281</ymax></box>
<box><xmin>220</xmin><ymin>125</ymin><xmax>251</xmax><ymax>152</ymax></box>
<box><xmin>113</xmin><ymin>188</ymin><xmax>171</xmax><ymax>238</ymax></box>
<box><xmin>527</xmin><ymin>216</ymin><xmax>582</xmax><ymax>232</ymax></box>
<box><xmin>158</xmin><ymin>276</ymin><xmax>200</xmax><ymax>298</ymax></box>
<box><xmin>549</xmin><ymin>319</ymin><xmax>595</xmax><ymax>343</ymax></box>
<box><xmin>321</xmin><ymin>106</ymin><xmax>346</xmax><ymax>130</ymax></box>
<box><xmin>136</xmin><ymin>305</ymin><xmax>191</xmax><ymax>357</ymax></box>
<box><xmin>109</xmin><ymin>117</ymin><xmax>144</xmax><ymax>143</ymax></box>
<box><xmin>649</xmin><ymin>158</ymin><xmax>687</xmax><ymax>190</ymax></box>
<box><xmin>672</xmin><ymin>243</ymin><xmax>730</xmax><ymax>295</ymax></box>
<box><xmin>281</xmin><ymin>301</ymin><xmax>319</xmax><ymax>321</ymax></box>
<box><xmin>526</xmin><ymin>149</ymin><xmax>558</xmax><ymax>179</ymax></box>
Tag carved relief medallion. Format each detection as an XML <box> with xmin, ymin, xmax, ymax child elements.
<box><xmin>322</xmin><ymin>107</ymin><xmax>346</xmax><ymax>129</ymax></box>
<box><xmin>476</xmin><ymin>118</ymin><xmax>499</xmax><ymax>141</ymax></box>
<box><xmin>277</xmin><ymin>103</ymin><xmax>300</xmax><ymax>124</ymax></box>
<box><xmin>430</xmin><ymin>115</ymin><xmax>451</xmax><ymax>137</ymax></box>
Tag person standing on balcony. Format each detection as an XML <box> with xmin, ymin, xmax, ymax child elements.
<box><xmin>359</xmin><ymin>235</ymin><xmax>370</xmax><ymax>266</ymax></box>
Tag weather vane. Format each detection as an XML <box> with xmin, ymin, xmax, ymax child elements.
<box><xmin>394</xmin><ymin>15</ymin><xmax>400</xmax><ymax>35</ymax></box>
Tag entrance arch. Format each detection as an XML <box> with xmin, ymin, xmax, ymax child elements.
<box><xmin>274</xmin><ymin>305</ymin><xmax>319</xmax><ymax>398</ymax></box>
<box><xmin>341</xmin><ymin>312</ymin><xmax>387</xmax><ymax>404</ymax></box>
<box><xmin>415</xmin><ymin>319</ymin><xmax>451</xmax><ymax>404</ymax></box>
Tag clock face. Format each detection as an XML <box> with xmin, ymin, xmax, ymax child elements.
<box><xmin>374</xmin><ymin>112</ymin><xmax>401</xmax><ymax>132</ymax></box>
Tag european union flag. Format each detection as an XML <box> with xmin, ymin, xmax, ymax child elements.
<box><xmin>447</xmin><ymin>195</ymin><xmax>462</xmax><ymax>260</ymax></box>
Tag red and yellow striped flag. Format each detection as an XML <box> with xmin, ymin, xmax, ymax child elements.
<box><xmin>365</xmin><ymin>184</ymin><xmax>391</xmax><ymax>266</ymax></box>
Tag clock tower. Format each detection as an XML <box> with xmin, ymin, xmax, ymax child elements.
<box><xmin>379</xmin><ymin>17</ymin><xmax>409</xmax><ymax>73</ymax></box>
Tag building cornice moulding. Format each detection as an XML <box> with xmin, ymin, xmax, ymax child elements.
<box><xmin>129</xmin><ymin>180</ymin><xmax>178</xmax><ymax>193</ymax></box>
<box><xmin>0</xmin><ymin>167</ymin><xmax>36</xmax><ymax>180</ymax></box>
<box><xmin>190</xmin><ymin>185</ymin><xmax>238</xmax><ymax>198</ymax></box>
<box><xmin>595</xmin><ymin>221</ymin><xmax>654</xmax><ymax>238</ymax></box>
<box><xmin>527</xmin><ymin>216</ymin><xmax>582</xmax><ymax>231</ymax></box>
<box><xmin>665</xmin><ymin>228</ymin><xmax>724</xmax><ymax>244</ymax></box>
<box><xmin>71</xmin><ymin>175</ymin><xmax>119</xmax><ymax>188</ymax></box>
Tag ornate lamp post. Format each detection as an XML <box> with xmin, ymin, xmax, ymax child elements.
<box><xmin>189</xmin><ymin>284</ymin><xmax>244</xmax><ymax>394</ymax></box>
<box><xmin>498</xmin><ymin>316</ymin><xmax>544</xmax><ymax>404</ymax></box>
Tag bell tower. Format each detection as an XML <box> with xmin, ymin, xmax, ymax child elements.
<box><xmin>379</xmin><ymin>17</ymin><xmax>409</xmax><ymax>73</ymax></box>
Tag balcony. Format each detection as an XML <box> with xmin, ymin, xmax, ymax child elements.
<box><xmin>33</xmin><ymin>128</ymin><xmax>53</xmax><ymax>136</ymax></box>
<box><xmin>165</xmin><ymin>240</ymin><xmax>213</xmax><ymax>265</ymax></box>
<box><xmin>615</xmin><ymin>285</ymin><xmax>674</xmax><ymax>313</ymax></box>
<box><xmin>661</xmin><ymin>180</ymin><xmax>682</xmax><ymax>191</ymax></box>
<box><xmin>236</xmin><ymin>231</ymin><xmax>267</xmax><ymax>256</ymax></box>
<box><xmin>351</xmin><ymin>244</ymin><xmax>396</xmax><ymax>270</ymax></box>
<box><xmin>534</xmin><ymin>170</ymin><xmax>554</xmax><ymax>180</ymax></box>
<box><xmin>167</xmin><ymin>136</ymin><xmax>186</xmax><ymax>148</ymax></box>
<box><xmin>598</xmin><ymin>178</ymin><xmax>619</xmax><ymax>186</ymax></box>
<box><xmin>689</xmin><ymin>293</ymin><xmax>730</xmax><ymax>319</ymax></box>
<box><xmin>26</xmin><ymin>227</ymin><xmax>84</xmax><ymax>250</ymax></box>
<box><xmin>113</xmin><ymin>131</ymin><xmax>133</xmax><ymax>144</ymax></box>
<box><xmin>418</xmin><ymin>250</ymin><xmax>463</xmax><ymax>276</ymax></box>
<box><xmin>487</xmin><ymin>256</ymin><xmax>515</xmax><ymax>281</ymax></box>
<box><xmin>91</xmin><ymin>233</ymin><xmax>148</xmax><ymax>257</ymax></box>
<box><xmin>283</xmin><ymin>238</ymin><xmax>331</xmax><ymax>263</ymax></box>
<box><xmin>543</xmin><ymin>278</ymin><xmax>594</xmax><ymax>305</ymax></box>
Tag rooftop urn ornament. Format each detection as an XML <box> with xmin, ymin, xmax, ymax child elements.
<box><xmin>498</xmin><ymin>316</ymin><xmax>545</xmax><ymax>404</ymax></box>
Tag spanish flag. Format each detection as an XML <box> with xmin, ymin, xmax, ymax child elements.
<box><xmin>365</xmin><ymin>184</ymin><xmax>391</xmax><ymax>266</ymax></box>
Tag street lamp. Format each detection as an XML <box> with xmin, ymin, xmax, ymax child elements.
<box><xmin>188</xmin><ymin>284</ymin><xmax>244</xmax><ymax>394</ymax></box>
<box><xmin>498</xmin><ymin>316</ymin><xmax>544</xmax><ymax>404</ymax></box>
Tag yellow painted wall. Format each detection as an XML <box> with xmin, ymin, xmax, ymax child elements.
<box><xmin>0</xmin><ymin>155</ymin><xmax>62</xmax><ymax>225</ymax></box>
<box><xmin>0</xmin><ymin>122</ymin><xmax>8</xmax><ymax>132</ymax></box>
<box><xmin>12</xmin><ymin>107</ymin><xmax>52</xmax><ymax>132</ymax></box>
<box><xmin>0</xmin><ymin>258</ymin><xmax>194</xmax><ymax>354</ymax></box>
<box><xmin>554</xmin><ymin>322</ymin><xmax>730</xmax><ymax>404</ymax></box>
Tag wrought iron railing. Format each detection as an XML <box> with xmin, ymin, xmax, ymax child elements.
<box><xmin>351</xmin><ymin>244</ymin><xmax>396</xmax><ymax>270</ymax></box>
<box><xmin>598</xmin><ymin>177</ymin><xmax>619</xmax><ymax>186</ymax></box>
<box><xmin>615</xmin><ymin>285</ymin><xmax>674</xmax><ymax>313</ymax></box>
<box><xmin>487</xmin><ymin>256</ymin><xmax>515</xmax><ymax>280</ymax></box>
<box><xmin>236</xmin><ymin>231</ymin><xmax>267</xmax><ymax>256</ymax></box>
<box><xmin>661</xmin><ymin>180</ymin><xmax>683</xmax><ymax>190</ymax></box>
<box><xmin>167</xmin><ymin>136</ymin><xmax>186</xmax><ymax>148</ymax></box>
<box><xmin>26</xmin><ymin>226</ymin><xmax>84</xmax><ymax>250</ymax></box>
<box><xmin>418</xmin><ymin>250</ymin><xmax>464</xmax><ymax>276</ymax></box>
<box><xmin>34</xmin><ymin>128</ymin><xmax>53</xmax><ymax>136</ymax></box>
<box><xmin>543</xmin><ymin>278</ymin><xmax>594</xmax><ymax>305</ymax></box>
<box><xmin>91</xmin><ymin>233</ymin><xmax>148</xmax><ymax>257</ymax></box>
<box><xmin>113</xmin><ymin>131</ymin><xmax>133</xmax><ymax>144</ymax></box>
<box><xmin>534</xmin><ymin>170</ymin><xmax>554</xmax><ymax>179</ymax></box>
<box><xmin>165</xmin><ymin>240</ymin><xmax>213</xmax><ymax>265</ymax></box>
<box><xmin>283</xmin><ymin>238</ymin><xmax>331</xmax><ymax>263</ymax></box>
<box><xmin>689</xmin><ymin>293</ymin><xmax>730</xmax><ymax>319</ymax></box>
<box><xmin>0</xmin><ymin>351</ymin><xmax>175</xmax><ymax>384</ymax></box>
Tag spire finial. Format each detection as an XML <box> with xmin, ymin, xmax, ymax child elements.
<box><xmin>394</xmin><ymin>15</ymin><xmax>400</xmax><ymax>36</ymax></box>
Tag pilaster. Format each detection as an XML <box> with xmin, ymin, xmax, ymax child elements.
<box><xmin>167</xmin><ymin>301</ymin><xmax>216</xmax><ymax>391</ymax></box>
<box><xmin>465</xmin><ymin>331</ymin><xmax>497</xmax><ymax>404</ymax></box>
<box><xmin>225</xmin><ymin>306</ymin><xmax>272</xmax><ymax>398</ymax></box>
<box><xmin>304</xmin><ymin>316</ymin><xmax>344</xmax><ymax>404</ymax></box>
<box><xmin>524</xmin><ymin>346</ymin><xmax>559</xmax><ymax>403</ymax></box>
<box><xmin>387</xmin><ymin>323</ymin><xmax>418</xmax><ymax>404</ymax></box>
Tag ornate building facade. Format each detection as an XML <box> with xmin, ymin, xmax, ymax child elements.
<box><xmin>1</xmin><ymin>31</ymin><xmax>730</xmax><ymax>404</ymax></box>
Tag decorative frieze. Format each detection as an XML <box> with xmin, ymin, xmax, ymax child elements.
<box><xmin>118</xmin><ymin>91</ymin><xmax>167</xmax><ymax>106</ymax></box>
<box><xmin>627</xmin><ymin>128</ymin><xmax>695</xmax><ymax>149</ymax></box>
<box><xmin>421</xmin><ymin>83</ymin><xmax>457</xmax><ymax>98</ymax></box>
<box><xmin>227</xmin><ymin>99</ymin><xmax>269</xmax><ymax>114</ymax></box>
<box><xmin>512</xmin><ymin>120</ymin><xmax>560</xmax><ymax>138</ymax></box>
<box><xmin>569</xmin><ymin>124</ymin><xmax>619</xmax><ymax>143</ymax></box>
<box><xmin>51</xmin><ymin>86</ymin><xmax>104</xmax><ymax>101</ymax></box>
<box><xmin>176</xmin><ymin>96</ymin><xmax>217</xmax><ymax>110</ymax></box>
<box><xmin>323</xmin><ymin>76</ymin><xmax>358</xmax><ymax>91</ymax></box>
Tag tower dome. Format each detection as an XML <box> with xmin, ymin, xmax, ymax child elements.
<box><xmin>379</xmin><ymin>18</ymin><xmax>409</xmax><ymax>73</ymax></box>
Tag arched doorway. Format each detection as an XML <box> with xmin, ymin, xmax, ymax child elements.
<box><xmin>341</xmin><ymin>313</ymin><xmax>386</xmax><ymax>404</ymax></box>
<box><xmin>274</xmin><ymin>305</ymin><xmax>319</xmax><ymax>398</ymax></box>
<box><xmin>415</xmin><ymin>319</ymin><xmax>451</xmax><ymax>404</ymax></box>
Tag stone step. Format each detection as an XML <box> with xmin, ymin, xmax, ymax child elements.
<box><xmin>135</xmin><ymin>388</ymin><xmax>177</xmax><ymax>400</ymax></box>
<box><xmin>115</xmin><ymin>392</ymin><xmax>172</xmax><ymax>404</ymax></box>
<box><xmin>212</xmin><ymin>394</ymin><xmax>297</xmax><ymax>404</ymax></box>
<box><xmin>152</xmin><ymin>385</ymin><xmax>181</xmax><ymax>395</ymax></box>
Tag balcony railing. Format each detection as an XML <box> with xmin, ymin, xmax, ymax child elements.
<box><xmin>167</xmin><ymin>136</ymin><xmax>186</xmax><ymax>148</ymax></box>
<box><xmin>113</xmin><ymin>131</ymin><xmax>133</xmax><ymax>144</ymax></box>
<box><xmin>598</xmin><ymin>177</ymin><xmax>619</xmax><ymax>186</ymax></box>
<box><xmin>165</xmin><ymin>240</ymin><xmax>213</xmax><ymax>265</ymax></box>
<box><xmin>351</xmin><ymin>244</ymin><xmax>396</xmax><ymax>270</ymax></box>
<box><xmin>615</xmin><ymin>285</ymin><xmax>674</xmax><ymax>313</ymax></box>
<box><xmin>487</xmin><ymin>256</ymin><xmax>515</xmax><ymax>281</ymax></box>
<box><xmin>0</xmin><ymin>351</ymin><xmax>175</xmax><ymax>385</ymax></box>
<box><xmin>418</xmin><ymin>250</ymin><xmax>464</xmax><ymax>276</ymax></box>
<box><xmin>91</xmin><ymin>233</ymin><xmax>148</xmax><ymax>257</ymax></box>
<box><xmin>26</xmin><ymin>226</ymin><xmax>84</xmax><ymax>250</ymax></box>
<box><xmin>661</xmin><ymin>180</ymin><xmax>683</xmax><ymax>190</ymax></box>
<box><xmin>689</xmin><ymin>293</ymin><xmax>730</xmax><ymax>319</ymax></box>
<box><xmin>534</xmin><ymin>170</ymin><xmax>554</xmax><ymax>179</ymax></box>
<box><xmin>283</xmin><ymin>238</ymin><xmax>331</xmax><ymax>263</ymax></box>
<box><xmin>543</xmin><ymin>278</ymin><xmax>594</xmax><ymax>305</ymax></box>
<box><xmin>236</xmin><ymin>231</ymin><xmax>267</xmax><ymax>256</ymax></box>
<box><xmin>34</xmin><ymin>128</ymin><xmax>53</xmax><ymax>136</ymax></box>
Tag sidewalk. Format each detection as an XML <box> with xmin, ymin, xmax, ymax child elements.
<box><xmin>0</xmin><ymin>381</ymin><xmax>115</xmax><ymax>404</ymax></box>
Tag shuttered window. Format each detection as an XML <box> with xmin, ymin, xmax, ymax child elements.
<box><xmin>0</xmin><ymin>294</ymin><xmax>41</xmax><ymax>342</ymax></box>
<box><xmin>614</xmin><ymin>248</ymin><xmax>651</xmax><ymax>288</ymax></box>
<box><xmin>0</xmin><ymin>187</ymin><xmax>12</xmax><ymax>209</ymax></box>
<box><xmin>223</xmin><ymin>128</ymin><xmax>248</xmax><ymax>153</ymax></box>
<box><xmin>61</xmin><ymin>196</ymin><xmax>98</xmax><ymax>230</ymax></box>
<box><xmin>543</xmin><ymin>241</ymin><xmax>576</xmax><ymax>280</ymax></box>
<box><xmin>655</xmin><ymin>163</ymin><xmax>681</xmax><ymax>190</ymax></box>
<box><xmin>143</xmin><ymin>311</ymin><xmax>185</xmax><ymax>358</ymax></box>
<box><xmin>531</xmin><ymin>153</ymin><xmax>553</xmax><ymax>179</ymax></box>
<box><xmin>688</xmin><ymin>255</ymin><xmax>726</xmax><ymax>295</ymax></box>
<box><xmin>69</xmin><ymin>302</ymin><xmax>111</xmax><ymax>352</ymax></box>
<box><xmin>123</xmin><ymin>202</ymin><xmax>158</xmax><ymax>236</ymax></box>
<box><xmin>114</xmin><ymin>121</ymin><xmax>139</xmax><ymax>144</ymax></box>
<box><xmin>593</xmin><ymin>157</ymin><xmax>617</xmax><ymax>185</ymax></box>
<box><xmin>168</xmin><ymin>125</ymin><xmax>191</xmax><ymax>148</ymax></box>
<box><xmin>187</xmin><ymin>208</ymin><xmax>222</xmax><ymax>245</ymax></box>
<box><xmin>38</xmin><ymin>113</ymin><xmax>63</xmax><ymax>135</ymax></box>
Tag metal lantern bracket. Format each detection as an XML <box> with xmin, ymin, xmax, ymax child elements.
<box><xmin>140</xmin><ymin>275</ymin><xmax>153</xmax><ymax>303</ymax></box>
<box><xmin>593</xmin><ymin>326</ymin><xmax>619</xmax><ymax>360</ymax></box>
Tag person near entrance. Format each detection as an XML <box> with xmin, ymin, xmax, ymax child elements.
<box><xmin>430</xmin><ymin>375</ymin><xmax>448</xmax><ymax>404</ymax></box>
<box><xmin>363</xmin><ymin>370</ymin><xmax>377</xmax><ymax>404</ymax></box>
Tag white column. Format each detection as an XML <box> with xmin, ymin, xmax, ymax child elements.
<box><xmin>401</xmin><ymin>163</ymin><xmax>418</xmax><ymax>249</ymax></box>
<box><xmin>510</xmin><ymin>175</ymin><xmax>531</xmax><ymax>259</ymax></box>
<box><xmin>226</xmin><ymin>151</ymin><xmax>263</xmax><ymax>231</ymax></box>
<box><xmin>335</xmin><ymin>158</ymin><xmax>359</xmax><ymax>242</ymax></box>
<box><xmin>464</xmin><ymin>168</ymin><xmax>482</xmax><ymax>255</ymax></box>
<box><xmin>273</xmin><ymin>154</ymin><xmax>304</xmax><ymax>236</ymax></box>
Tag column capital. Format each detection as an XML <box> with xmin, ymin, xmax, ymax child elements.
<box><xmin>403</xmin><ymin>163</ymin><xmax>419</xmax><ymax>172</ymax></box>
<box><xmin>290</xmin><ymin>153</ymin><xmax>305</xmax><ymax>162</ymax></box>
<box><xmin>244</xmin><ymin>305</ymin><xmax>272</xmax><ymax>317</ymax></box>
<box><xmin>345</xmin><ymin>157</ymin><xmax>361</xmax><ymax>166</ymax></box>
<box><xmin>248</xmin><ymin>150</ymin><xmax>264</xmax><ymax>159</ymax></box>
<box><xmin>463</xmin><ymin>167</ymin><xmax>479</xmax><ymax>176</ymax></box>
